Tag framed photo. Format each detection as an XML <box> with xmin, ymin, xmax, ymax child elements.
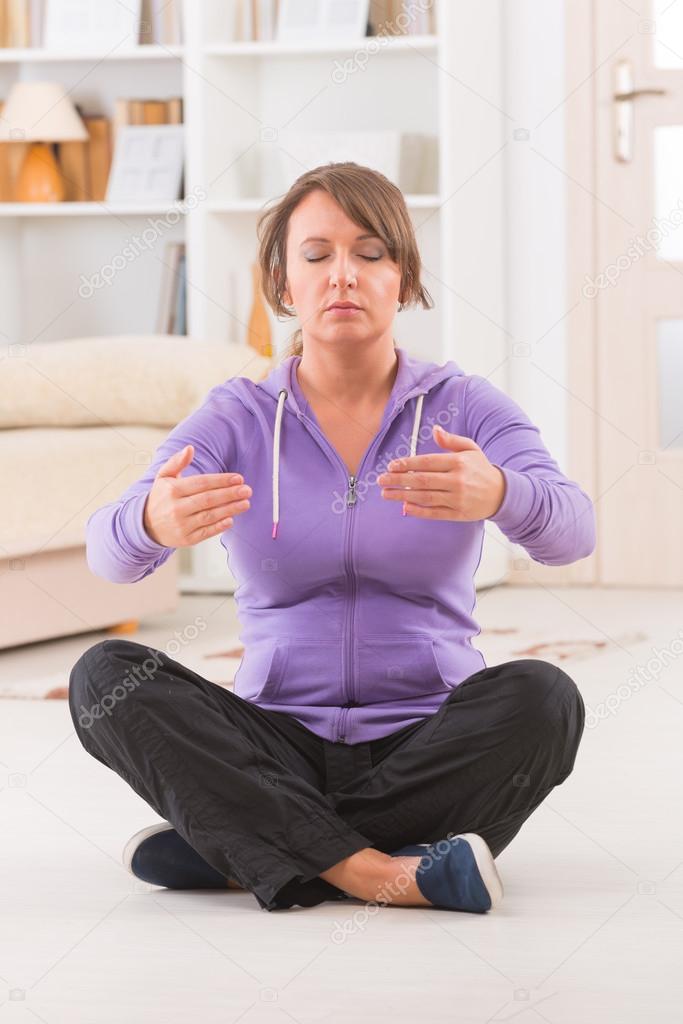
<box><xmin>44</xmin><ymin>0</ymin><xmax>142</xmax><ymax>50</ymax></box>
<box><xmin>276</xmin><ymin>0</ymin><xmax>370</xmax><ymax>41</ymax></box>
<box><xmin>105</xmin><ymin>125</ymin><xmax>184</xmax><ymax>203</ymax></box>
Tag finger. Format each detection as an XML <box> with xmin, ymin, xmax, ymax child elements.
<box><xmin>378</xmin><ymin>470</ymin><xmax>455</xmax><ymax>491</ymax></box>
<box><xmin>157</xmin><ymin>443</ymin><xmax>194</xmax><ymax>479</ymax></box>
<box><xmin>381</xmin><ymin>488</ymin><xmax>443</xmax><ymax>508</ymax></box>
<box><xmin>187</xmin><ymin>496</ymin><xmax>250</xmax><ymax>528</ymax></box>
<box><xmin>186</xmin><ymin>500</ymin><xmax>247</xmax><ymax>539</ymax></box>
<box><xmin>176</xmin><ymin>472</ymin><xmax>244</xmax><ymax>494</ymax></box>
<box><xmin>402</xmin><ymin>502</ymin><xmax>457</xmax><ymax>520</ymax></box>
<box><xmin>180</xmin><ymin>483</ymin><xmax>252</xmax><ymax>514</ymax></box>
<box><xmin>386</xmin><ymin>453</ymin><xmax>459</xmax><ymax>473</ymax></box>
<box><xmin>187</xmin><ymin>512</ymin><xmax>236</xmax><ymax>544</ymax></box>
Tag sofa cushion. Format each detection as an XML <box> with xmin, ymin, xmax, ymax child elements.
<box><xmin>0</xmin><ymin>335</ymin><xmax>273</xmax><ymax>428</ymax></box>
<box><xmin>0</xmin><ymin>424</ymin><xmax>174</xmax><ymax>557</ymax></box>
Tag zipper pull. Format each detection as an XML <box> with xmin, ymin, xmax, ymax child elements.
<box><xmin>347</xmin><ymin>475</ymin><xmax>357</xmax><ymax>507</ymax></box>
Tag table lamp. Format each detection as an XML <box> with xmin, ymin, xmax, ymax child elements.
<box><xmin>0</xmin><ymin>81</ymin><xmax>88</xmax><ymax>202</ymax></box>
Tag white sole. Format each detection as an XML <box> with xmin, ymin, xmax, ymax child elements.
<box><xmin>455</xmin><ymin>832</ymin><xmax>504</xmax><ymax>910</ymax></box>
<box><xmin>122</xmin><ymin>821</ymin><xmax>174</xmax><ymax>875</ymax></box>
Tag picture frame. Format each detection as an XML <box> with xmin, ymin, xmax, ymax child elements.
<box><xmin>43</xmin><ymin>0</ymin><xmax>142</xmax><ymax>50</ymax></box>
<box><xmin>276</xmin><ymin>0</ymin><xmax>370</xmax><ymax>41</ymax></box>
<box><xmin>105</xmin><ymin>125</ymin><xmax>184</xmax><ymax>203</ymax></box>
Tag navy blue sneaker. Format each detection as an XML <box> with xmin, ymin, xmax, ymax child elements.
<box><xmin>123</xmin><ymin>823</ymin><xmax>238</xmax><ymax>890</ymax></box>
<box><xmin>390</xmin><ymin>833</ymin><xmax>503</xmax><ymax>913</ymax></box>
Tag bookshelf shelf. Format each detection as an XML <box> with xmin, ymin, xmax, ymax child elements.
<box><xmin>0</xmin><ymin>201</ymin><xmax>189</xmax><ymax>217</ymax></box>
<box><xmin>0</xmin><ymin>44</ymin><xmax>184</xmax><ymax>63</ymax></box>
<box><xmin>206</xmin><ymin>193</ymin><xmax>443</xmax><ymax>214</ymax></box>
<box><xmin>204</xmin><ymin>34</ymin><xmax>438</xmax><ymax>57</ymax></box>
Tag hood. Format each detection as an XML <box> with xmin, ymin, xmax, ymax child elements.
<box><xmin>254</xmin><ymin>345</ymin><xmax>465</xmax><ymax>539</ymax></box>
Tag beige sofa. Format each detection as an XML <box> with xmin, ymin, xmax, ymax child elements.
<box><xmin>0</xmin><ymin>335</ymin><xmax>273</xmax><ymax>650</ymax></box>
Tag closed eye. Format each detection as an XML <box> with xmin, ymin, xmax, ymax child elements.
<box><xmin>305</xmin><ymin>255</ymin><xmax>382</xmax><ymax>262</ymax></box>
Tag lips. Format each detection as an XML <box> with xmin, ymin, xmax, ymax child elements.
<box><xmin>326</xmin><ymin>302</ymin><xmax>361</xmax><ymax>311</ymax></box>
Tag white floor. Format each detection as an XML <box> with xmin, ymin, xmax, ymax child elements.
<box><xmin>2</xmin><ymin>584</ymin><xmax>682</xmax><ymax>1023</ymax></box>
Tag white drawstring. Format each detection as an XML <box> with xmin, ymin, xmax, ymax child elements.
<box><xmin>271</xmin><ymin>389</ymin><xmax>425</xmax><ymax>539</ymax></box>
<box><xmin>401</xmin><ymin>392</ymin><xmax>425</xmax><ymax>518</ymax></box>
<box><xmin>409</xmin><ymin>393</ymin><xmax>424</xmax><ymax>456</ymax></box>
<box><xmin>271</xmin><ymin>388</ymin><xmax>287</xmax><ymax>539</ymax></box>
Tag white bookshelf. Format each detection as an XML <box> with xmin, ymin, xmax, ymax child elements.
<box><xmin>0</xmin><ymin>44</ymin><xmax>184</xmax><ymax>62</ymax></box>
<box><xmin>0</xmin><ymin>0</ymin><xmax>509</xmax><ymax>594</ymax></box>
<box><xmin>0</xmin><ymin>202</ymin><xmax>188</xmax><ymax>216</ymax></box>
<box><xmin>203</xmin><ymin>34</ymin><xmax>438</xmax><ymax>57</ymax></box>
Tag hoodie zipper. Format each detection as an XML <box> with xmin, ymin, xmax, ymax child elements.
<box><xmin>339</xmin><ymin>474</ymin><xmax>357</xmax><ymax>742</ymax></box>
<box><xmin>297</xmin><ymin>401</ymin><xmax>416</xmax><ymax>743</ymax></box>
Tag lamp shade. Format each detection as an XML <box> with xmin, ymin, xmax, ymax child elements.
<box><xmin>0</xmin><ymin>81</ymin><xmax>88</xmax><ymax>143</ymax></box>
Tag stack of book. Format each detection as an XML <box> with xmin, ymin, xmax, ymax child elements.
<box><xmin>139</xmin><ymin>0</ymin><xmax>182</xmax><ymax>45</ymax></box>
<box><xmin>235</xmin><ymin>0</ymin><xmax>436</xmax><ymax>42</ymax></box>
<box><xmin>368</xmin><ymin>1</ymin><xmax>436</xmax><ymax>36</ymax></box>
<box><xmin>0</xmin><ymin>0</ymin><xmax>182</xmax><ymax>48</ymax></box>
<box><xmin>112</xmin><ymin>95</ymin><xmax>183</xmax><ymax>151</ymax></box>
<box><xmin>0</xmin><ymin>0</ymin><xmax>38</xmax><ymax>45</ymax></box>
<box><xmin>56</xmin><ymin>107</ymin><xmax>112</xmax><ymax>203</ymax></box>
<box><xmin>237</xmin><ymin>0</ymin><xmax>280</xmax><ymax>42</ymax></box>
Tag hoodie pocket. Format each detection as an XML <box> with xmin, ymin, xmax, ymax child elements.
<box><xmin>233</xmin><ymin>642</ymin><xmax>288</xmax><ymax>704</ymax></box>
<box><xmin>355</xmin><ymin>635</ymin><xmax>451</xmax><ymax>705</ymax></box>
<box><xmin>252</xmin><ymin>639</ymin><xmax>343</xmax><ymax>706</ymax></box>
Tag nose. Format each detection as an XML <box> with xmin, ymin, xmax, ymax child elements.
<box><xmin>329</xmin><ymin>255</ymin><xmax>357</xmax><ymax>290</ymax></box>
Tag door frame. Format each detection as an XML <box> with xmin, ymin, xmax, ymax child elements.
<box><xmin>507</xmin><ymin>0</ymin><xmax>598</xmax><ymax>588</ymax></box>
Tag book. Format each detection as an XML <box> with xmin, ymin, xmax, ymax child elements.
<box><xmin>56</xmin><ymin>133</ymin><xmax>89</xmax><ymax>201</ymax></box>
<box><xmin>141</xmin><ymin>99</ymin><xmax>168</xmax><ymax>124</ymax></box>
<box><xmin>29</xmin><ymin>0</ymin><xmax>44</xmax><ymax>45</ymax></box>
<box><xmin>6</xmin><ymin>0</ymin><xmax>30</xmax><ymax>46</ymax></box>
<box><xmin>172</xmin><ymin>248</ymin><xmax>186</xmax><ymax>334</ymax></box>
<box><xmin>0</xmin><ymin>98</ymin><xmax>30</xmax><ymax>199</ymax></box>
<box><xmin>156</xmin><ymin>241</ymin><xmax>185</xmax><ymax>333</ymax></box>
<box><xmin>83</xmin><ymin>115</ymin><xmax>111</xmax><ymax>201</ymax></box>
<box><xmin>167</xmin><ymin>97</ymin><xmax>183</xmax><ymax>124</ymax></box>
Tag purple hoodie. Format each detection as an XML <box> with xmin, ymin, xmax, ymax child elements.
<box><xmin>86</xmin><ymin>345</ymin><xmax>595</xmax><ymax>744</ymax></box>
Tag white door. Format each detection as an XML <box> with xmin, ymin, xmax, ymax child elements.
<box><xmin>595</xmin><ymin>0</ymin><xmax>683</xmax><ymax>584</ymax></box>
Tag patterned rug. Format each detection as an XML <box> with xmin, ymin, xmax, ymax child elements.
<box><xmin>0</xmin><ymin>631</ymin><xmax>648</xmax><ymax>700</ymax></box>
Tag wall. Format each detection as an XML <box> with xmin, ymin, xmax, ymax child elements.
<box><xmin>503</xmin><ymin>0</ymin><xmax>569</xmax><ymax>472</ymax></box>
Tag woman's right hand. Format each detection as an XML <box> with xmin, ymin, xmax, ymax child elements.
<box><xmin>142</xmin><ymin>444</ymin><xmax>252</xmax><ymax>547</ymax></box>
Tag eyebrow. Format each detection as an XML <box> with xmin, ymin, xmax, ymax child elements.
<box><xmin>299</xmin><ymin>234</ymin><xmax>381</xmax><ymax>246</ymax></box>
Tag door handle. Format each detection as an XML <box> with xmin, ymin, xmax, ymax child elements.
<box><xmin>614</xmin><ymin>87</ymin><xmax>668</xmax><ymax>100</ymax></box>
<box><xmin>613</xmin><ymin>58</ymin><xmax>669</xmax><ymax>163</ymax></box>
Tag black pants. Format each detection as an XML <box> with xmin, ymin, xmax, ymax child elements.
<box><xmin>68</xmin><ymin>638</ymin><xmax>585</xmax><ymax>912</ymax></box>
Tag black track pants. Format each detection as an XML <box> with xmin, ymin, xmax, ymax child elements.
<box><xmin>68</xmin><ymin>639</ymin><xmax>585</xmax><ymax>911</ymax></box>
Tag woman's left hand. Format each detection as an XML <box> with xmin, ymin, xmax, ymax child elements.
<box><xmin>377</xmin><ymin>424</ymin><xmax>506</xmax><ymax>522</ymax></box>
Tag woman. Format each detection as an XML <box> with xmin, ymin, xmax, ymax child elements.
<box><xmin>70</xmin><ymin>162</ymin><xmax>594</xmax><ymax>915</ymax></box>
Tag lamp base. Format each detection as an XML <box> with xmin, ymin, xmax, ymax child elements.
<box><xmin>15</xmin><ymin>142</ymin><xmax>65</xmax><ymax>203</ymax></box>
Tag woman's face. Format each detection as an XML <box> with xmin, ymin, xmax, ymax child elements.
<box><xmin>282</xmin><ymin>189</ymin><xmax>403</xmax><ymax>346</ymax></box>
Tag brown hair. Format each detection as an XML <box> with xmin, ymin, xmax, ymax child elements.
<box><xmin>256</xmin><ymin>161</ymin><xmax>434</xmax><ymax>360</ymax></box>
